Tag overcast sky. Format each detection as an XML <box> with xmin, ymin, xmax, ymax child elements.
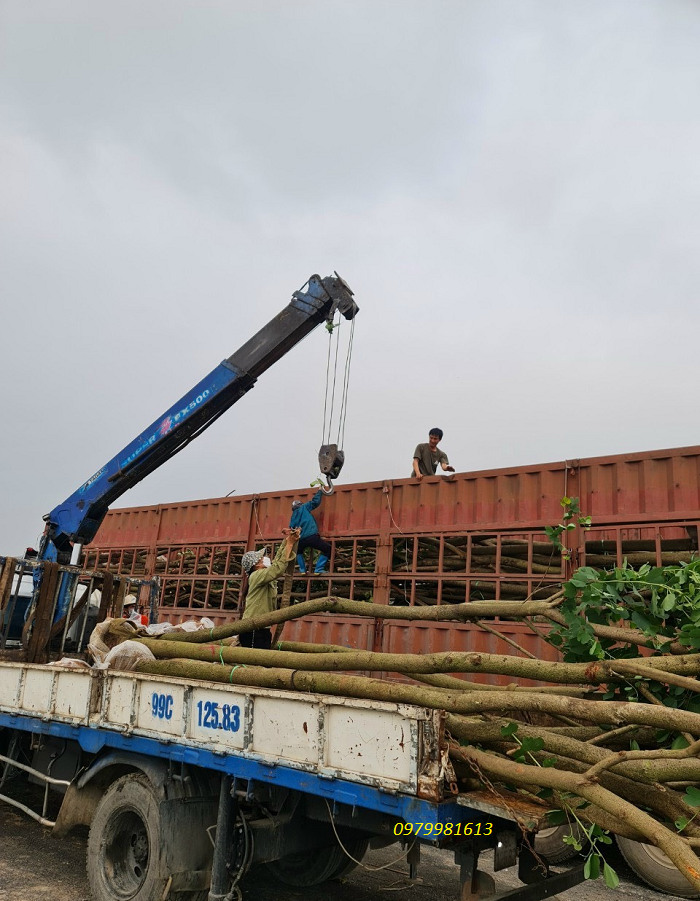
<box><xmin>2</xmin><ymin>1</ymin><xmax>700</xmax><ymax>554</ymax></box>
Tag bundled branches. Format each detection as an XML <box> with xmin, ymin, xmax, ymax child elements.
<box><xmin>125</xmin><ymin>547</ymin><xmax>700</xmax><ymax>893</ymax></box>
<box><xmin>161</xmin><ymin>595</ymin><xmax>561</xmax><ymax>644</ymax></box>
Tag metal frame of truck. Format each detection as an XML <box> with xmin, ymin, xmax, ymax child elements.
<box><xmin>0</xmin><ymin>274</ymin><xmax>590</xmax><ymax>899</ymax></box>
<box><xmin>0</xmin><ymin>661</ymin><xmax>588</xmax><ymax>901</ymax></box>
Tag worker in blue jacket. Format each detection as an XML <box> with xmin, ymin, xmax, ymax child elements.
<box><xmin>290</xmin><ymin>489</ymin><xmax>332</xmax><ymax>574</ymax></box>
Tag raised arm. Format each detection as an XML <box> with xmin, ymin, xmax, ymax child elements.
<box><xmin>252</xmin><ymin>529</ymin><xmax>301</xmax><ymax>585</ymax></box>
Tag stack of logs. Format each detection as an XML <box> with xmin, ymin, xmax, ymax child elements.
<box><xmin>387</xmin><ymin>535</ymin><xmax>699</xmax><ymax>605</ymax></box>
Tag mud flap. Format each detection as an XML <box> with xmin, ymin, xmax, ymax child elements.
<box><xmin>156</xmin><ymin>795</ymin><xmax>218</xmax><ymax>888</ymax></box>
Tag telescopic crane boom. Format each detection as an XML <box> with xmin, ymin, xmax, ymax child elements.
<box><xmin>39</xmin><ymin>273</ymin><xmax>358</xmax><ymax>563</ymax></box>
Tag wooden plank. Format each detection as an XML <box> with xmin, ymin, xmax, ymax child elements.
<box><xmin>25</xmin><ymin>562</ymin><xmax>60</xmax><ymax>664</ymax></box>
<box><xmin>96</xmin><ymin>572</ymin><xmax>114</xmax><ymax>622</ymax></box>
<box><xmin>49</xmin><ymin>590</ymin><xmax>89</xmax><ymax>641</ymax></box>
<box><xmin>113</xmin><ymin>580</ymin><xmax>127</xmax><ymax>619</ymax></box>
<box><xmin>0</xmin><ymin>648</ymin><xmax>27</xmax><ymax>661</ymax></box>
<box><xmin>0</xmin><ymin>557</ymin><xmax>17</xmax><ymax>614</ymax></box>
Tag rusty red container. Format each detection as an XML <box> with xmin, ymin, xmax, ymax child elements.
<box><xmin>85</xmin><ymin>445</ymin><xmax>700</xmax><ymax>670</ymax></box>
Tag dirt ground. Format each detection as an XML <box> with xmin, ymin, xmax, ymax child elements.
<box><xmin>0</xmin><ymin>799</ymin><xmax>682</xmax><ymax>901</ymax></box>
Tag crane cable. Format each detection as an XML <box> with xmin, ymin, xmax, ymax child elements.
<box><xmin>321</xmin><ymin>314</ymin><xmax>355</xmax><ymax>448</ymax></box>
<box><xmin>338</xmin><ymin>315</ymin><xmax>355</xmax><ymax>448</ymax></box>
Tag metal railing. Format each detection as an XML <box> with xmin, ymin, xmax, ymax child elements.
<box><xmin>0</xmin><ymin>555</ymin><xmax>159</xmax><ymax>661</ymax></box>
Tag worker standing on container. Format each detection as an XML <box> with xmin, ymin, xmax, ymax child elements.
<box><xmin>240</xmin><ymin>527</ymin><xmax>301</xmax><ymax>650</ymax></box>
<box><xmin>412</xmin><ymin>428</ymin><xmax>456</xmax><ymax>480</ymax></box>
<box><xmin>290</xmin><ymin>489</ymin><xmax>332</xmax><ymax>574</ymax></box>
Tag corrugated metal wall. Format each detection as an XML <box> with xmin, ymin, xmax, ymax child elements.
<box><xmin>84</xmin><ymin>445</ymin><xmax>700</xmax><ymax>663</ymax></box>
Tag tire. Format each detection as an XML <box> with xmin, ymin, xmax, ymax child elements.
<box><xmin>616</xmin><ymin>835</ymin><xmax>700</xmax><ymax>898</ymax></box>
<box><xmin>535</xmin><ymin>824</ymin><xmax>586</xmax><ymax>864</ymax></box>
<box><xmin>268</xmin><ymin>836</ymin><xmax>370</xmax><ymax>886</ymax></box>
<box><xmin>87</xmin><ymin>773</ymin><xmax>208</xmax><ymax>901</ymax></box>
<box><xmin>331</xmin><ymin>838</ymin><xmax>370</xmax><ymax>879</ymax></box>
<box><xmin>268</xmin><ymin>845</ymin><xmax>348</xmax><ymax>886</ymax></box>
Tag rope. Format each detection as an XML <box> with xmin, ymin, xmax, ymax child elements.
<box><xmin>254</xmin><ymin>502</ymin><xmax>265</xmax><ymax>541</ymax></box>
<box><xmin>385</xmin><ymin>490</ymin><xmax>412</xmax><ymax>604</ymax></box>
<box><xmin>385</xmin><ymin>490</ymin><xmax>404</xmax><ymax>536</ymax></box>
<box><xmin>223</xmin><ymin>808</ymin><xmax>254</xmax><ymax>900</ymax></box>
<box><xmin>229</xmin><ymin>664</ymin><xmax>247</xmax><ymax>682</ymax></box>
<box><xmin>323</xmin><ymin>798</ymin><xmax>416</xmax><ymax>871</ymax></box>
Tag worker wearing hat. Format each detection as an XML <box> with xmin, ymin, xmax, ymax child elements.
<box><xmin>123</xmin><ymin>595</ymin><xmax>148</xmax><ymax>626</ymax></box>
<box><xmin>239</xmin><ymin>527</ymin><xmax>301</xmax><ymax>650</ymax></box>
<box><xmin>290</xmin><ymin>489</ymin><xmax>331</xmax><ymax>574</ymax></box>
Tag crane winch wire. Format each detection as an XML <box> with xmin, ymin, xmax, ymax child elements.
<box><xmin>338</xmin><ymin>314</ymin><xmax>355</xmax><ymax>449</ymax></box>
<box><xmin>318</xmin><ymin>311</ymin><xmax>356</xmax><ymax>494</ymax></box>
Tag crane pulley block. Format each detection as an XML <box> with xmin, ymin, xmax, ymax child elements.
<box><xmin>318</xmin><ymin>444</ymin><xmax>345</xmax><ymax>480</ymax></box>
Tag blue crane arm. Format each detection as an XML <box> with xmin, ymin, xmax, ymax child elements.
<box><xmin>40</xmin><ymin>273</ymin><xmax>358</xmax><ymax>562</ymax></box>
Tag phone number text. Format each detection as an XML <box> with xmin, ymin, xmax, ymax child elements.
<box><xmin>393</xmin><ymin>822</ymin><xmax>493</xmax><ymax>836</ymax></box>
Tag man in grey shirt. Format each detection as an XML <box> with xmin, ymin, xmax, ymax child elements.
<box><xmin>412</xmin><ymin>428</ymin><xmax>456</xmax><ymax>479</ymax></box>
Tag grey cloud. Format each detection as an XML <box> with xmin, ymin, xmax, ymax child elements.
<box><xmin>2</xmin><ymin>1</ymin><xmax>700</xmax><ymax>553</ymax></box>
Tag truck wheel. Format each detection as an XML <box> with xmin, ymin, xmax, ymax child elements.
<box><xmin>616</xmin><ymin>836</ymin><xmax>700</xmax><ymax>898</ymax></box>
<box><xmin>534</xmin><ymin>824</ymin><xmax>586</xmax><ymax>864</ymax></box>
<box><xmin>87</xmin><ymin>773</ymin><xmax>207</xmax><ymax>901</ymax></box>
<box><xmin>268</xmin><ymin>836</ymin><xmax>370</xmax><ymax>886</ymax></box>
<box><xmin>331</xmin><ymin>838</ymin><xmax>370</xmax><ymax>879</ymax></box>
<box><xmin>267</xmin><ymin>844</ymin><xmax>345</xmax><ymax>886</ymax></box>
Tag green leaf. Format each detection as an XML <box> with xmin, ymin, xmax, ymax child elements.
<box><xmin>672</xmin><ymin>735</ymin><xmax>691</xmax><ymax>750</ymax></box>
<box><xmin>661</xmin><ymin>594</ymin><xmax>677</xmax><ymax>613</ymax></box>
<box><xmin>585</xmin><ymin>853</ymin><xmax>601</xmax><ymax>881</ymax></box>
<box><xmin>563</xmin><ymin>834</ymin><xmax>582</xmax><ymax>851</ymax></box>
<box><xmin>603</xmin><ymin>863</ymin><xmax>619</xmax><ymax>889</ymax></box>
<box><xmin>683</xmin><ymin>786</ymin><xmax>700</xmax><ymax>808</ymax></box>
<box><xmin>546</xmin><ymin>809</ymin><xmax>569</xmax><ymax>826</ymax></box>
<box><xmin>589</xmin><ymin>640</ymin><xmax>603</xmax><ymax>658</ymax></box>
<box><xmin>676</xmin><ymin>816</ymin><xmax>690</xmax><ymax>832</ymax></box>
<box><xmin>570</xmin><ymin>572</ymin><xmax>591</xmax><ymax>588</ymax></box>
<box><xmin>519</xmin><ymin>736</ymin><xmax>545</xmax><ymax>756</ymax></box>
<box><xmin>631</xmin><ymin>610</ymin><xmax>653</xmax><ymax>633</ymax></box>
<box><xmin>500</xmin><ymin>722</ymin><xmax>519</xmax><ymax>738</ymax></box>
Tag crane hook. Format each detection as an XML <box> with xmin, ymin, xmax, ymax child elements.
<box><xmin>318</xmin><ymin>444</ymin><xmax>344</xmax><ymax>497</ymax></box>
<box><xmin>320</xmin><ymin>474</ymin><xmax>335</xmax><ymax>496</ymax></box>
